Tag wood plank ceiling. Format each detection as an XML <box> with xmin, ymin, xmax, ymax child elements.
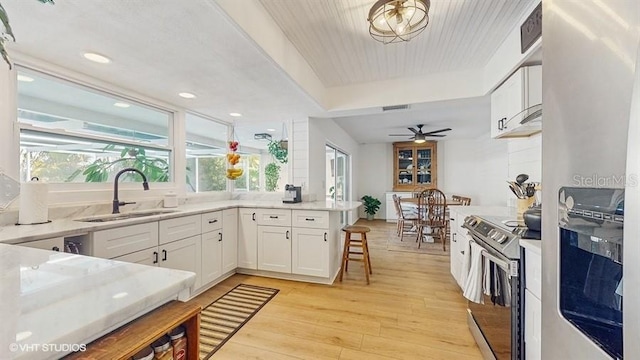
<box><xmin>258</xmin><ymin>0</ymin><xmax>537</xmax><ymax>87</ymax></box>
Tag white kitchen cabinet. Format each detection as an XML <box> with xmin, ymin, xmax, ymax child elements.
<box><xmin>200</xmin><ymin>230</ymin><xmax>222</xmax><ymax>285</ymax></box>
<box><xmin>523</xmin><ymin>244</ymin><xmax>542</xmax><ymax>360</ymax></box>
<box><xmin>256</xmin><ymin>208</ymin><xmax>291</xmax><ymax>227</ymax></box>
<box><xmin>257</xmin><ymin>225</ymin><xmax>291</xmax><ymax>273</ymax></box>
<box><xmin>112</xmin><ymin>247</ymin><xmax>157</xmax><ymax>266</ymax></box>
<box><xmin>159</xmin><ymin>214</ymin><xmax>201</xmax><ymax>245</ymax></box>
<box><xmin>93</xmin><ymin>222</ymin><xmax>159</xmax><ymax>259</ymax></box>
<box><xmin>221</xmin><ymin>208</ymin><xmax>238</xmax><ymax>273</ymax></box>
<box><xmin>449</xmin><ymin>208</ymin><xmax>471</xmax><ymax>290</ymax></box>
<box><xmin>525</xmin><ymin>289</ymin><xmax>542</xmax><ymax>360</ymax></box>
<box><xmin>292</xmin><ymin>210</ymin><xmax>329</xmax><ymax>229</ymax></box>
<box><xmin>491</xmin><ymin>65</ymin><xmax>542</xmax><ymax>139</ymax></box>
<box><xmin>201</xmin><ymin>211</ymin><xmax>223</xmax><ymax>233</ymax></box>
<box><xmin>238</xmin><ymin>208</ymin><xmax>258</xmax><ymax>270</ymax></box>
<box><xmin>19</xmin><ymin>237</ymin><xmax>64</xmax><ymax>252</ymax></box>
<box><xmin>159</xmin><ymin>235</ymin><xmax>201</xmax><ymax>289</ymax></box>
<box><xmin>292</xmin><ymin>228</ymin><xmax>329</xmax><ymax>277</ymax></box>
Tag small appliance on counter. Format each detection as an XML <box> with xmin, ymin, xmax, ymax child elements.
<box><xmin>282</xmin><ymin>184</ymin><xmax>302</xmax><ymax>203</ymax></box>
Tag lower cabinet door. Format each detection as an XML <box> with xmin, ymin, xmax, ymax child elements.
<box><xmin>238</xmin><ymin>208</ymin><xmax>258</xmax><ymax>269</ymax></box>
<box><xmin>201</xmin><ymin>231</ymin><xmax>222</xmax><ymax>286</ymax></box>
<box><xmin>112</xmin><ymin>248</ymin><xmax>158</xmax><ymax>266</ymax></box>
<box><xmin>160</xmin><ymin>235</ymin><xmax>202</xmax><ymax>289</ymax></box>
<box><xmin>19</xmin><ymin>237</ymin><xmax>64</xmax><ymax>252</ymax></box>
<box><xmin>257</xmin><ymin>226</ymin><xmax>291</xmax><ymax>273</ymax></box>
<box><xmin>222</xmin><ymin>208</ymin><xmax>238</xmax><ymax>273</ymax></box>
<box><xmin>525</xmin><ymin>289</ymin><xmax>542</xmax><ymax>360</ymax></box>
<box><xmin>292</xmin><ymin>228</ymin><xmax>329</xmax><ymax>277</ymax></box>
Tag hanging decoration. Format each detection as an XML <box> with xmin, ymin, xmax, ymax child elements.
<box><xmin>226</xmin><ymin>140</ymin><xmax>243</xmax><ymax>180</ymax></box>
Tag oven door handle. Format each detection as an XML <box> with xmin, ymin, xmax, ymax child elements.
<box><xmin>481</xmin><ymin>250</ymin><xmax>518</xmax><ymax>277</ymax></box>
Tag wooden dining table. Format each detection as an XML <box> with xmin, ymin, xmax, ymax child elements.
<box><xmin>400</xmin><ymin>197</ymin><xmax>463</xmax><ymax>206</ymax></box>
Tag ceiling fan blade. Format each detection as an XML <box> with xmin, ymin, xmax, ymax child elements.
<box><xmin>423</xmin><ymin>128</ymin><xmax>452</xmax><ymax>135</ymax></box>
<box><xmin>426</xmin><ymin>134</ymin><xmax>446</xmax><ymax>137</ymax></box>
<box><xmin>388</xmin><ymin>134</ymin><xmax>412</xmax><ymax>136</ymax></box>
<box><xmin>407</xmin><ymin>127</ymin><xmax>419</xmax><ymax>134</ymax></box>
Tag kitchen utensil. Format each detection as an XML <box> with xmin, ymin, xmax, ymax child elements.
<box><xmin>507</xmin><ymin>181</ymin><xmax>526</xmax><ymax>199</ymax></box>
<box><xmin>526</xmin><ymin>183</ymin><xmax>536</xmax><ymax>197</ymax></box>
<box><xmin>516</xmin><ymin>174</ymin><xmax>529</xmax><ymax>184</ymax></box>
<box><xmin>523</xmin><ymin>204</ymin><xmax>542</xmax><ymax>231</ymax></box>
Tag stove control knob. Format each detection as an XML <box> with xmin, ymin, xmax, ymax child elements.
<box><xmin>467</xmin><ymin>217</ymin><xmax>478</xmax><ymax>226</ymax></box>
<box><xmin>497</xmin><ymin>234</ymin><xmax>508</xmax><ymax>243</ymax></box>
<box><xmin>488</xmin><ymin>229</ymin><xmax>496</xmax><ymax>238</ymax></box>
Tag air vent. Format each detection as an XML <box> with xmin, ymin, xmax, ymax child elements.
<box><xmin>382</xmin><ymin>104</ymin><xmax>410</xmax><ymax>111</ymax></box>
<box><xmin>254</xmin><ymin>133</ymin><xmax>272</xmax><ymax>141</ymax></box>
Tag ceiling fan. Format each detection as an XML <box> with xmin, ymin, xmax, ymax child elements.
<box><xmin>388</xmin><ymin>124</ymin><xmax>452</xmax><ymax>143</ymax></box>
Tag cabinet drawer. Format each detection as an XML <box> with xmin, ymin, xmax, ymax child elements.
<box><xmin>292</xmin><ymin>210</ymin><xmax>329</xmax><ymax>229</ymax></box>
<box><xmin>93</xmin><ymin>222</ymin><xmax>159</xmax><ymax>259</ymax></box>
<box><xmin>19</xmin><ymin>237</ymin><xmax>64</xmax><ymax>252</ymax></box>
<box><xmin>159</xmin><ymin>215</ymin><xmax>202</xmax><ymax>245</ymax></box>
<box><xmin>201</xmin><ymin>211</ymin><xmax>223</xmax><ymax>233</ymax></box>
<box><xmin>256</xmin><ymin>209</ymin><xmax>291</xmax><ymax>227</ymax></box>
<box><xmin>525</xmin><ymin>247</ymin><xmax>542</xmax><ymax>299</ymax></box>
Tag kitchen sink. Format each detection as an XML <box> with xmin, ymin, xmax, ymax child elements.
<box><xmin>75</xmin><ymin>209</ymin><xmax>180</xmax><ymax>222</ymax></box>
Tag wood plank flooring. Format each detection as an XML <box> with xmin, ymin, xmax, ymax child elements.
<box><xmin>190</xmin><ymin>219</ymin><xmax>482</xmax><ymax>360</ymax></box>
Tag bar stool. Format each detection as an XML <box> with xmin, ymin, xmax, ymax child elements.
<box><xmin>339</xmin><ymin>225</ymin><xmax>372</xmax><ymax>284</ymax></box>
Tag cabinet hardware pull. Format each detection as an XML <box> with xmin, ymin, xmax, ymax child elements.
<box><xmin>270</xmin><ymin>215</ymin><xmax>279</xmax><ymax>219</ymax></box>
<box><xmin>324</xmin><ymin>233</ymin><xmax>327</xmax><ymax>241</ymax></box>
<box><xmin>252</xmin><ymin>213</ymin><xmax>256</xmax><ymax>221</ymax></box>
<box><xmin>52</xmin><ymin>246</ymin><xmax>60</xmax><ymax>251</ymax></box>
<box><xmin>460</xmin><ymin>251</ymin><xmax>465</xmax><ymax>255</ymax></box>
<box><xmin>219</xmin><ymin>232</ymin><xmax>223</xmax><ymax>241</ymax></box>
<box><xmin>153</xmin><ymin>251</ymin><xmax>158</xmax><ymax>264</ymax></box>
<box><xmin>162</xmin><ymin>249</ymin><xmax>167</xmax><ymax>261</ymax></box>
<box><xmin>208</xmin><ymin>219</ymin><xmax>218</xmax><ymax>224</ymax></box>
<box><xmin>452</xmin><ymin>234</ymin><xmax>456</xmax><ymax>242</ymax></box>
<box><xmin>286</xmin><ymin>230</ymin><xmax>290</xmax><ymax>239</ymax></box>
<box><xmin>305</xmin><ymin>218</ymin><xmax>315</xmax><ymax>221</ymax></box>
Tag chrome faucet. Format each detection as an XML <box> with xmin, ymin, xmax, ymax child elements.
<box><xmin>112</xmin><ymin>168</ymin><xmax>149</xmax><ymax>214</ymax></box>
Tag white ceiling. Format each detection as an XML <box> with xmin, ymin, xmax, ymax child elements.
<box><xmin>258</xmin><ymin>0</ymin><xmax>536</xmax><ymax>87</ymax></box>
<box><xmin>2</xmin><ymin>0</ymin><xmax>536</xmax><ymax>144</ymax></box>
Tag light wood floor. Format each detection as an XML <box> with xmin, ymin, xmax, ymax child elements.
<box><xmin>190</xmin><ymin>219</ymin><xmax>482</xmax><ymax>360</ymax></box>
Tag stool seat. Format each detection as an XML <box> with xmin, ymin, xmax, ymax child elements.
<box><xmin>339</xmin><ymin>224</ymin><xmax>372</xmax><ymax>284</ymax></box>
<box><xmin>342</xmin><ymin>225</ymin><xmax>371</xmax><ymax>233</ymax></box>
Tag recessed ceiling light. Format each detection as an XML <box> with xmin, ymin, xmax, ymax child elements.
<box><xmin>17</xmin><ymin>75</ymin><xmax>34</xmax><ymax>82</ymax></box>
<box><xmin>179</xmin><ymin>92</ymin><xmax>196</xmax><ymax>99</ymax></box>
<box><xmin>267</xmin><ymin>128</ymin><xmax>276</xmax><ymax>132</ymax></box>
<box><xmin>229</xmin><ymin>113</ymin><xmax>242</xmax><ymax>117</ymax></box>
<box><xmin>83</xmin><ymin>52</ymin><xmax>111</xmax><ymax>64</ymax></box>
<box><xmin>113</xmin><ymin>102</ymin><xmax>130</xmax><ymax>108</ymax></box>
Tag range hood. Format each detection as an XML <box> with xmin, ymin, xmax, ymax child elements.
<box><xmin>496</xmin><ymin>103</ymin><xmax>542</xmax><ymax>138</ymax></box>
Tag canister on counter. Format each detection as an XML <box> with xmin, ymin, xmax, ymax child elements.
<box><xmin>169</xmin><ymin>326</ymin><xmax>187</xmax><ymax>360</ymax></box>
<box><xmin>151</xmin><ymin>335</ymin><xmax>174</xmax><ymax>360</ymax></box>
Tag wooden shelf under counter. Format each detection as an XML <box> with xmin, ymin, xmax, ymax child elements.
<box><xmin>64</xmin><ymin>300</ymin><xmax>201</xmax><ymax>360</ymax></box>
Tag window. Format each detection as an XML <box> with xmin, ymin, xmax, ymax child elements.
<box><xmin>17</xmin><ymin>68</ymin><xmax>172</xmax><ymax>184</ymax></box>
<box><xmin>185</xmin><ymin>113</ymin><xmax>229</xmax><ymax>192</ymax></box>
<box><xmin>326</xmin><ymin>145</ymin><xmax>350</xmax><ymax>224</ymax></box>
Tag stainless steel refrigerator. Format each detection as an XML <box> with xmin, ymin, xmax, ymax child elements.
<box><xmin>542</xmin><ymin>1</ymin><xmax>640</xmax><ymax>359</ymax></box>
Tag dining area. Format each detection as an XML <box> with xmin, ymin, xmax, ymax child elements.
<box><xmin>390</xmin><ymin>188</ymin><xmax>471</xmax><ymax>251</ymax></box>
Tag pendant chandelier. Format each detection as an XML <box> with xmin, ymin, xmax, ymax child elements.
<box><xmin>367</xmin><ymin>0</ymin><xmax>431</xmax><ymax>44</ymax></box>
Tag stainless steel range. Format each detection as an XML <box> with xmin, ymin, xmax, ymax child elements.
<box><xmin>462</xmin><ymin>215</ymin><xmax>541</xmax><ymax>360</ymax></box>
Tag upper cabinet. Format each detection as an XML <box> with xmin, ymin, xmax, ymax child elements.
<box><xmin>393</xmin><ymin>141</ymin><xmax>437</xmax><ymax>191</ymax></box>
<box><xmin>491</xmin><ymin>65</ymin><xmax>542</xmax><ymax>139</ymax></box>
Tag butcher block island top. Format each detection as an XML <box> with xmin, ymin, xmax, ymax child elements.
<box><xmin>0</xmin><ymin>243</ymin><xmax>195</xmax><ymax>360</ymax></box>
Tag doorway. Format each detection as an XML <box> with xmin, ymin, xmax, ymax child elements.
<box><xmin>326</xmin><ymin>145</ymin><xmax>350</xmax><ymax>225</ymax></box>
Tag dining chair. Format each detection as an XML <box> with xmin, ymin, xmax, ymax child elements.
<box><xmin>392</xmin><ymin>194</ymin><xmax>418</xmax><ymax>241</ymax></box>
<box><xmin>416</xmin><ymin>189</ymin><xmax>448</xmax><ymax>250</ymax></box>
<box><xmin>451</xmin><ymin>195</ymin><xmax>472</xmax><ymax>206</ymax></box>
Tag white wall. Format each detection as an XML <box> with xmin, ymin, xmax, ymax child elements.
<box><xmin>308</xmin><ymin>117</ymin><xmax>359</xmax><ymax>223</ymax></box>
<box><xmin>507</xmin><ymin>132</ymin><xmax>542</xmax><ymax>183</ymax></box>
<box><xmin>357</xmin><ymin>143</ymin><xmax>393</xmax><ymax>219</ymax></box>
<box><xmin>441</xmin><ymin>136</ymin><xmax>509</xmax><ymax>206</ymax></box>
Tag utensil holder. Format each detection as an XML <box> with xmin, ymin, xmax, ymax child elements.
<box><xmin>517</xmin><ymin>197</ymin><xmax>535</xmax><ymax>225</ymax></box>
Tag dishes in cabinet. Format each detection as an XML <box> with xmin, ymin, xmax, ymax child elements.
<box><xmin>406</xmin><ymin>164</ymin><xmax>413</xmax><ymax>170</ymax></box>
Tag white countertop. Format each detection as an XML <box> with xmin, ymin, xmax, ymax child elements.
<box><xmin>448</xmin><ymin>205</ymin><xmax>515</xmax><ymax>218</ymax></box>
<box><xmin>0</xmin><ymin>200</ymin><xmax>362</xmax><ymax>244</ymax></box>
<box><xmin>0</xmin><ymin>244</ymin><xmax>195</xmax><ymax>360</ymax></box>
<box><xmin>520</xmin><ymin>239</ymin><xmax>542</xmax><ymax>255</ymax></box>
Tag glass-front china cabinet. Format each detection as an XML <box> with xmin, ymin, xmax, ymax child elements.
<box><xmin>392</xmin><ymin>141</ymin><xmax>437</xmax><ymax>191</ymax></box>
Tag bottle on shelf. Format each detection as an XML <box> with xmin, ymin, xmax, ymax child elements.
<box><xmin>151</xmin><ymin>335</ymin><xmax>173</xmax><ymax>360</ymax></box>
<box><xmin>169</xmin><ymin>326</ymin><xmax>188</xmax><ymax>360</ymax></box>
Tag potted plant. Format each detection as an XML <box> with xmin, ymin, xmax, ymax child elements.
<box><xmin>361</xmin><ymin>195</ymin><xmax>381</xmax><ymax>220</ymax></box>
